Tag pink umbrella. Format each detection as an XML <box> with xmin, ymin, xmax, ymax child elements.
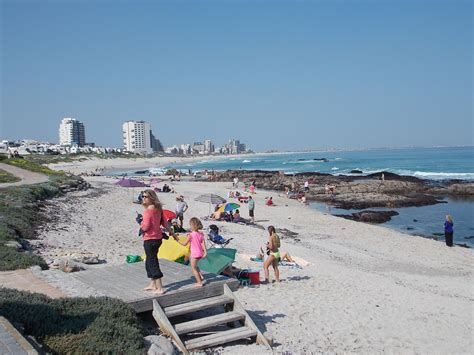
<box><xmin>116</xmin><ymin>178</ymin><xmax>147</xmax><ymax>187</ymax></box>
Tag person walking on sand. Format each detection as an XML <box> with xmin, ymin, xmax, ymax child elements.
<box><xmin>248</xmin><ymin>196</ymin><xmax>255</xmax><ymax>223</ymax></box>
<box><xmin>175</xmin><ymin>195</ymin><xmax>189</xmax><ymax>229</ymax></box>
<box><xmin>177</xmin><ymin>217</ymin><xmax>207</xmax><ymax>287</ymax></box>
<box><xmin>444</xmin><ymin>215</ymin><xmax>454</xmax><ymax>247</ymax></box>
<box><xmin>263</xmin><ymin>225</ymin><xmax>281</xmax><ymax>283</ymax></box>
<box><xmin>138</xmin><ymin>189</ymin><xmax>176</xmax><ymax>294</ymax></box>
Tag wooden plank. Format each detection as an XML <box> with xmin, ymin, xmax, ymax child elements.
<box><xmin>174</xmin><ymin>311</ymin><xmax>245</xmax><ymax>335</ymax></box>
<box><xmin>185</xmin><ymin>327</ymin><xmax>257</xmax><ymax>351</ymax></box>
<box><xmin>152</xmin><ymin>300</ymin><xmax>188</xmax><ymax>355</ymax></box>
<box><xmin>164</xmin><ymin>295</ymin><xmax>234</xmax><ymax>318</ymax></box>
<box><xmin>223</xmin><ymin>284</ymin><xmax>272</xmax><ymax>349</ymax></box>
<box><xmin>71</xmin><ymin>260</ymin><xmax>239</xmax><ymax>313</ymax></box>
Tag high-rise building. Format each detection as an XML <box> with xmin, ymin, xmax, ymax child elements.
<box><xmin>122</xmin><ymin>121</ymin><xmax>152</xmax><ymax>154</ymax></box>
<box><xmin>59</xmin><ymin>118</ymin><xmax>86</xmax><ymax>146</ymax></box>
<box><xmin>204</xmin><ymin>139</ymin><xmax>215</xmax><ymax>154</ymax></box>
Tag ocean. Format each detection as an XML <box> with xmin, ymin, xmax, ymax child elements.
<box><xmin>111</xmin><ymin>146</ymin><xmax>474</xmax><ymax>246</ymax></box>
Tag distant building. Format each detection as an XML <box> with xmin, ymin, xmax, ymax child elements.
<box><xmin>192</xmin><ymin>142</ymin><xmax>205</xmax><ymax>154</ymax></box>
<box><xmin>150</xmin><ymin>131</ymin><xmax>164</xmax><ymax>152</ymax></box>
<box><xmin>59</xmin><ymin>118</ymin><xmax>86</xmax><ymax>146</ymax></box>
<box><xmin>229</xmin><ymin>139</ymin><xmax>246</xmax><ymax>154</ymax></box>
<box><xmin>122</xmin><ymin>121</ymin><xmax>152</xmax><ymax>154</ymax></box>
<box><xmin>204</xmin><ymin>139</ymin><xmax>215</xmax><ymax>154</ymax></box>
<box><xmin>179</xmin><ymin>144</ymin><xmax>191</xmax><ymax>155</ymax></box>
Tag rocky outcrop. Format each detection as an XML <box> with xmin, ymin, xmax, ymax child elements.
<box><xmin>212</xmin><ymin>169</ymin><xmax>473</xmax><ymax>210</ymax></box>
<box><xmin>335</xmin><ymin>210</ymin><xmax>399</xmax><ymax>223</ymax></box>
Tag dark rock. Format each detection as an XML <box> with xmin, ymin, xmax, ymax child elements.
<box><xmin>464</xmin><ymin>236</ymin><xmax>474</xmax><ymax>240</ymax></box>
<box><xmin>413</xmin><ymin>219</ymin><xmax>418</xmax><ymax>222</ymax></box>
<box><xmin>350</xmin><ymin>169</ymin><xmax>363</xmax><ymax>174</ymax></box>
<box><xmin>335</xmin><ymin>210</ymin><xmax>399</xmax><ymax>223</ymax></box>
<box><xmin>406</xmin><ymin>227</ymin><xmax>414</xmax><ymax>230</ymax></box>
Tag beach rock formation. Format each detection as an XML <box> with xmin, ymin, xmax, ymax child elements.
<box><xmin>145</xmin><ymin>335</ymin><xmax>179</xmax><ymax>355</ymax></box>
<box><xmin>335</xmin><ymin>210</ymin><xmax>399</xmax><ymax>223</ymax></box>
<box><xmin>212</xmin><ymin>169</ymin><xmax>474</xmax><ymax>210</ymax></box>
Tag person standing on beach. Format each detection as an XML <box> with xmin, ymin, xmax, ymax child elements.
<box><xmin>263</xmin><ymin>225</ymin><xmax>280</xmax><ymax>283</ymax></box>
<box><xmin>304</xmin><ymin>180</ymin><xmax>309</xmax><ymax>192</ymax></box>
<box><xmin>444</xmin><ymin>215</ymin><xmax>454</xmax><ymax>247</ymax></box>
<box><xmin>175</xmin><ymin>195</ymin><xmax>189</xmax><ymax>229</ymax></box>
<box><xmin>138</xmin><ymin>189</ymin><xmax>176</xmax><ymax>294</ymax></box>
<box><xmin>248</xmin><ymin>196</ymin><xmax>255</xmax><ymax>223</ymax></box>
<box><xmin>177</xmin><ymin>217</ymin><xmax>207</xmax><ymax>287</ymax></box>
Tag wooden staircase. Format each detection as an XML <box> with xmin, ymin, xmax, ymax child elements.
<box><xmin>152</xmin><ymin>284</ymin><xmax>271</xmax><ymax>353</ymax></box>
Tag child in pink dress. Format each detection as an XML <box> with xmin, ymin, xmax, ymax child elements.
<box><xmin>178</xmin><ymin>217</ymin><xmax>207</xmax><ymax>287</ymax></box>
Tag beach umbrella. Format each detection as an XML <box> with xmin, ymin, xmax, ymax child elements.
<box><xmin>198</xmin><ymin>248</ymin><xmax>236</xmax><ymax>274</ymax></box>
<box><xmin>195</xmin><ymin>193</ymin><xmax>227</xmax><ymax>214</ymax></box>
<box><xmin>162</xmin><ymin>209</ymin><xmax>176</xmax><ymax>220</ymax></box>
<box><xmin>195</xmin><ymin>193</ymin><xmax>226</xmax><ymax>204</ymax></box>
<box><xmin>217</xmin><ymin>203</ymin><xmax>240</xmax><ymax>213</ymax></box>
<box><xmin>116</xmin><ymin>178</ymin><xmax>147</xmax><ymax>187</ymax></box>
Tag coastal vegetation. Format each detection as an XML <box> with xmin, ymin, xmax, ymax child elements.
<box><xmin>0</xmin><ymin>168</ymin><xmax>20</xmax><ymax>183</ymax></box>
<box><xmin>0</xmin><ymin>288</ymin><xmax>144</xmax><ymax>353</ymax></box>
<box><xmin>0</xmin><ymin>158</ymin><xmax>88</xmax><ymax>270</ymax></box>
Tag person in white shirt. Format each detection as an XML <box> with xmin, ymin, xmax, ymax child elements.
<box><xmin>175</xmin><ymin>195</ymin><xmax>189</xmax><ymax>229</ymax></box>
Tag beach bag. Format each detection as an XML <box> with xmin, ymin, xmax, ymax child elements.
<box><xmin>126</xmin><ymin>255</ymin><xmax>143</xmax><ymax>263</ymax></box>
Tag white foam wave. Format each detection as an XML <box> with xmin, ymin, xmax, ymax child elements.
<box><xmin>413</xmin><ymin>171</ymin><xmax>474</xmax><ymax>180</ymax></box>
<box><xmin>242</xmin><ymin>160</ymin><xmax>251</xmax><ymax>163</ymax></box>
<box><xmin>331</xmin><ymin>167</ymin><xmax>339</xmax><ymax>170</ymax></box>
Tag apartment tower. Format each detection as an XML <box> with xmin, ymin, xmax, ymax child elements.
<box><xmin>59</xmin><ymin>118</ymin><xmax>86</xmax><ymax>146</ymax></box>
<box><xmin>122</xmin><ymin>121</ymin><xmax>152</xmax><ymax>154</ymax></box>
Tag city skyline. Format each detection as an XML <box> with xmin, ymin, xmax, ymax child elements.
<box><xmin>1</xmin><ymin>1</ymin><xmax>472</xmax><ymax>151</ymax></box>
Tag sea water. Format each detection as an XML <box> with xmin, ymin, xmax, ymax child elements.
<box><xmin>111</xmin><ymin>146</ymin><xmax>474</xmax><ymax>246</ymax></box>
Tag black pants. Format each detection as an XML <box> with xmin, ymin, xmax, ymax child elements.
<box><xmin>445</xmin><ymin>232</ymin><xmax>453</xmax><ymax>247</ymax></box>
<box><xmin>144</xmin><ymin>239</ymin><xmax>163</xmax><ymax>279</ymax></box>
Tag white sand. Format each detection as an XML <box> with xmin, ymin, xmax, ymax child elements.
<box><xmin>34</xmin><ymin>169</ymin><xmax>473</xmax><ymax>353</ymax></box>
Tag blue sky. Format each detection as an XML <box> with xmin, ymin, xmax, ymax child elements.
<box><xmin>1</xmin><ymin>0</ymin><xmax>472</xmax><ymax>151</ymax></box>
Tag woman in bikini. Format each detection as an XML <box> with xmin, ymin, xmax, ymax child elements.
<box><xmin>263</xmin><ymin>225</ymin><xmax>280</xmax><ymax>283</ymax></box>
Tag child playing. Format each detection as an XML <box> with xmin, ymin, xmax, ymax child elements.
<box><xmin>178</xmin><ymin>217</ymin><xmax>207</xmax><ymax>287</ymax></box>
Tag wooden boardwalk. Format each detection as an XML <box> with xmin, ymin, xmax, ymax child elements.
<box><xmin>71</xmin><ymin>259</ymin><xmax>239</xmax><ymax>313</ymax></box>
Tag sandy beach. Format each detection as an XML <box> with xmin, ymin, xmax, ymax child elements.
<box><xmin>29</xmin><ymin>160</ymin><xmax>474</xmax><ymax>354</ymax></box>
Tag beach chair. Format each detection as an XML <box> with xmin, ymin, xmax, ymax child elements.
<box><xmin>208</xmin><ymin>225</ymin><xmax>233</xmax><ymax>247</ymax></box>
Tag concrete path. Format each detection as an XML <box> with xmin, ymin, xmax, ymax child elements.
<box><xmin>0</xmin><ymin>162</ymin><xmax>49</xmax><ymax>188</ymax></box>
<box><xmin>0</xmin><ymin>269</ymin><xmax>66</xmax><ymax>299</ymax></box>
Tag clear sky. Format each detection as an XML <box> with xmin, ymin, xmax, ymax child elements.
<box><xmin>1</xmin><ymin>0</ymin><xmax>472</xmax><ymax>151</ymax></box>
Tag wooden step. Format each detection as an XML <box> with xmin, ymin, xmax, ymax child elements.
<box><xmin>164</xmin><ymin>295</ymin><xmax>234</xmax><ymax>318</ymax></box>
<box><xmin>185</xmin><ymin>327</ymin><xmax>257</xmax><ymax>351</ymax></box>
<box><xmin>175</xmin><ymin>311</ymin><xmax>245</xmax><ymax>335</ymax></box>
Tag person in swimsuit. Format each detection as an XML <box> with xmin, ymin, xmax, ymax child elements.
<box><xmin>263</xmin><ymin>225</ymin><xmax>280</xmax><ymax>283</ymax></box>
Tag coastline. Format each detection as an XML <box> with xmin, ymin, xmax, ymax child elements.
<box><xmin>32</xmin><ymin>161</ymin><xmax>474</xmax><ymax>353</ymax></box>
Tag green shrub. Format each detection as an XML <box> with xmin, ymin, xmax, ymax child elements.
<box><xmin>0</xmin><ymin>169</ymin><xmax>21</xmax><ymax>183</ymax></box>
<box><xmin>0</xmin><ymin>288</ymin><xmax>145</xmax><ymax>354</ymax></box>
<box><xmin>0</xmin><ymin>246</ymin><xmax>47</xmax><ymax>270</ymax></box>
<box><xmin>5</xmin><ymin>158</ymin><xmax>62</xmax><ymax>176</ymax></box>
<box><xmin>0</xmin><ymin>176</ymin><xmax>86</xmax><ymax>270</ymax></box>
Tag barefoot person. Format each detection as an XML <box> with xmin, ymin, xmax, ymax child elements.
<box><xmin>178</xmin><ymin>217</ymin><xmax>207</xmax><ymax>287</ymax></box>
<box><xmin>263</xmin><ymin>225</ymin><xmax>281</xmax><ymax>283</ymax></box>
<box><xmin>139</xmin><ymin>189</ymin><xmax>176</xmax><ymax>294</ymax></box>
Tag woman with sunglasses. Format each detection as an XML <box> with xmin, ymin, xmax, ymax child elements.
<box><xmin>140</xmin><ymin>189</ymin><xmax>176</xmax><ymax>294</ymax></box>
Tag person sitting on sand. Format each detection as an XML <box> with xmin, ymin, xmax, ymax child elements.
<box><xmin>233</xmin><ymin>209</ymin><xmax>241</xmax><ymax>222</ymax></box>
<box><xmin>257</xmin><ymin>247</ymin><xmax>294</xmax><ymax>263</ymax></box>
<box><xmin>265</xmin><ymin>196</ymin><xmax>274</xmax><ymax>206</ymax></box>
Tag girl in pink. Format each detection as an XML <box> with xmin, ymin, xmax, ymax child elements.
<box><xmin>178</xmin><ymin>217</ymin><xmax>207</xmax><ymax>287</ymax></box>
